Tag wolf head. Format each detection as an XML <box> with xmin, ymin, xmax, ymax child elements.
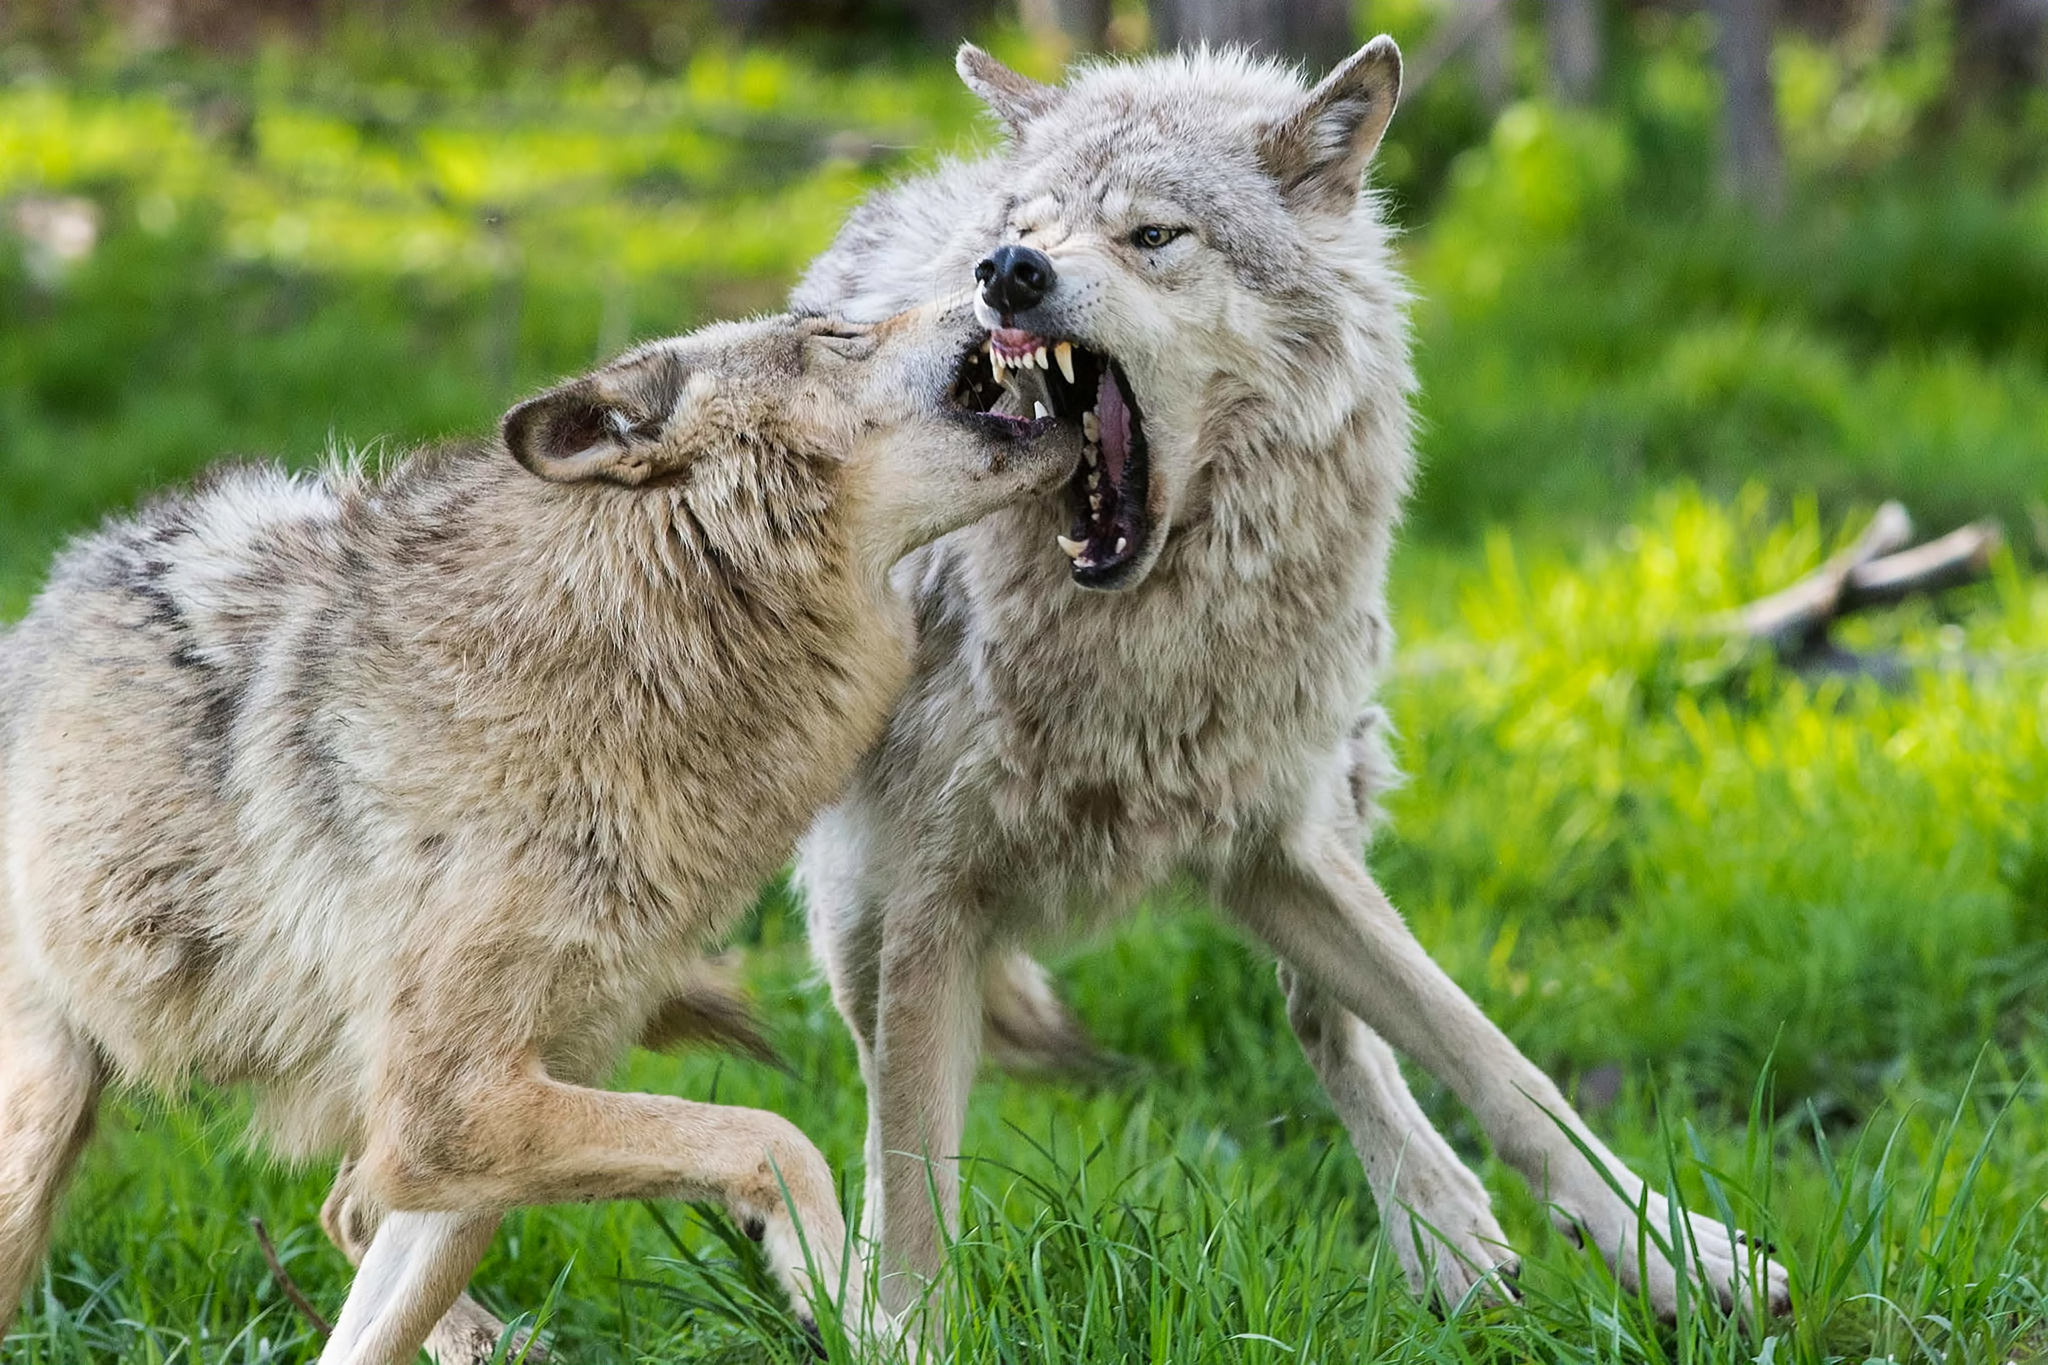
<box><xmin>502</xmin><ymin>298</ymin><xmax>1080</xmax><ymax>570</ymax></box>
<box><xmin>949</xmin><ymin>38</ymin><xmax>1403</xmax><ymax>591</ymax></box>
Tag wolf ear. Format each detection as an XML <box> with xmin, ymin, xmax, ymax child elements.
<box><xmin>1261</xmin><ymin>35</ymin><xmax>1402</xmax><ymax>216</ymax></box>
<box><xmin>957</xmin><ymin>43</ymin><xmax>1062</xmax><ymax>134</ymax></box>
<box><xmin>502</xmin><ymin>351</ymin><xmax>696</xmax><ymax>487</ymax></box>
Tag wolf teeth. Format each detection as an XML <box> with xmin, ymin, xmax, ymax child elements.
<box><xmin>1084</xmin><ymin>450</ymin><xmax>1098</xmax><ymax>471</ymax></box>
<box><xmin>1054</xmin><ymin>342</ymin><xmax>1075</xmax><ymax>383</ymax></box>
<box><xmin>1089</xmin><ymin>492</ymin><xmax>1102</xmax><ymax>511</ymax></box>
<box><xmin>992</xmin><ymin>355</ymin><xmax>1008</xmax><ymax>384</ymax></box>
<box><xmin>1035</xmin><ymin>345</ymin><xmax>1049</xmax><ymax>370</ymax></box>
<box><xmin>1082</xmin><ymin>410</ymin><xmax>1099</xmax><ymax>441</ymax></box>
<box><xmin>1115</xmin><ymin>537</ymin><xmax>1128</xmax><ymax>555</ymax></box>
<box><xmin>1056</xmin><ymin>534</ymin><xmax>1087</xmax><ymax>559</ymax></box>
<box><xmin>1033</xmin><ymin>401</ymin><xmax>1049</xmax><ymax>420</ymax></box>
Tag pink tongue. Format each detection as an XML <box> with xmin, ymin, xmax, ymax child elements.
<box><xmin>1095</xmin><ymin>368</ymin><xmax>1131</xmax><ymax>478</ymax></box>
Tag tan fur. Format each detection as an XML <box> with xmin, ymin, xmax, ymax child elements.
<box><xmin>0</xmin><ymin>300</ymin><xmax>1076</xmax><ymax>1364</ymax></box>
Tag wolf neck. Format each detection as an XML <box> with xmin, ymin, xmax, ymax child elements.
<box><xmin>376</xmin><ymin>452</ymin><xmax>912</xmax><ymax>929</ymax></box>
<box><xmin>943</xmin><ymin>308</ymin><xmax>1414</xmax><ymax>844</ymax></box>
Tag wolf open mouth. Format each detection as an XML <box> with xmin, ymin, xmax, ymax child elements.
<box><xmin>950</xmin><ymin>328</ymin><xmax>1149</xmax><ymax>588</ymax></box>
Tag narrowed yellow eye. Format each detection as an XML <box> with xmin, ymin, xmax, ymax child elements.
<box><xmin>1130</xmin><ymin>225</ymin><xmax>1185</xmax><ymax>249</ymax></box>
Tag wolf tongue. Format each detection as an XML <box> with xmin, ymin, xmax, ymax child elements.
<box><xmin>1095</xmin><ymin>368</ymin><xmax>1132</xmax><ymax>484</ymax></box>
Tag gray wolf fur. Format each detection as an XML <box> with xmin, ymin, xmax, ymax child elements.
<box><xmin>0</xmin><ymin>301</ymin><xmax>1077</xmax><ymax>1364</ymax></box>
<box><xmin>789</xmin><ymin>37</ymin><xmax>1791</xmax><ymax>1324</ymax></box>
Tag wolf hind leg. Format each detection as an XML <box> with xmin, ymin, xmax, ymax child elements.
<box><xmin>0</xmin><ymin>992</ymin><xmax>104</xmax><ymax>1340</ymax></box>
<box><xmin>322</xmin><ymin>1160</ymin><xmax>545</xmax><ymax>1364</ymax></box>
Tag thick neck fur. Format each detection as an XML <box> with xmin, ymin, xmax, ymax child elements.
<box><xmin>364</xmin><ymin>446</ymin><xmax>908</xmax><ymax>930</ymax></box>
<box><xmin>793</xmin><ymin>52</ymin><xmax>1420</xmax><ymax>888</ymax></box>
<box><xmin>914</xmin><ymin>207</ymin><xmax>1414</xmax><ymax>877</ymax></box>
<box><xmin>152</xmin><ymin>442</ymin><xmax>909</xmax><ymax>952</ymax></box>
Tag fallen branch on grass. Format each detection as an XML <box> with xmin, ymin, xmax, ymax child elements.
<box><xmin>1716</xmin><ymin>501</ymin><xmax>2003</xmax><ymax>671</ymax></box>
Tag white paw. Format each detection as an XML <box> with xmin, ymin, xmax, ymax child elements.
<box><xmin>1381</xmin><ymin>1165</ymin><xmax>1518</xmax><ymax>1310</ymax></box>
<box><xmin>424</xmin><ymin>1292</ymin><xmax>548</xmax><ymax>1363</ymax></box>
<box><xmin>1556</xmin><ymin>1186</ymin><xmax>1790</xmax><ymax>1318</ymax></box>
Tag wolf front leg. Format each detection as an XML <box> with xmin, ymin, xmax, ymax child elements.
<box><xmin>1222</xmin><ymin>830</ymin><xmax>1791</xmax><ymax>1318</ymax></box>
<box><xmin>345</xmin><ymin>1065</ymin><xmax>875</xmax><ymax>1364</ymax></box>
<box><xmin>865</xmin><ymin>902</ymin><xmax>987</xmax><ymax>1326</ymax></box>
<box><xmin>318</xmin><ymin>1211</ymin><xmax>501</xmax><ymax>1365</ymax></box>
<box><xmin>0</xmin><ymin>992</ymin><xmax>103</xmax><ymax>1342</ymax></box>
<box><xmin>1275</xmin><ymin>962</ymin><xmax>1517</xmax><ymax>1308</ymax></box>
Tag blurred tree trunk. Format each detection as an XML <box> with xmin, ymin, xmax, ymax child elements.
<box><xmin>896</xmin><ymin>0</ymin><xmax>998</xmax><ymax>44</ymax></box>
<box><xmin>1543</xmin><ymin>0</ymin><xmax>1601</xmax><ymax>104</ymax></box>
<box><xmin>1021</xmin><ymin>0</ymin><xmax>1110</xmax><ymax>52</ymax></box>
<box><xmin>1954</xmin><ymin>0</ymin><xmax>2048</xmax><ymax>97</ymax></box>
<box><xmin>1712</xmin><ymin>0</ymin><xmax>1783</xmax><ymax>217</ymax></box>
<box><xmin>1148</xmin><ymin>0</ymin><xmax>1355</xmax><ymax>71</ymax></box>
<box><xmin>1471</xmin><ymin>0</ymin><xmax>1512</xmax><ymax>111</ymax></box>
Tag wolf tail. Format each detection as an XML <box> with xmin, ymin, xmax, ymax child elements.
<box><xmin>638</xmin><ymin>962</ymin><xmax>782</xmax><ymax>1071</ymax></box>
<box><xmin>1346</xmin><ymin>704</ymin><xmax>1404</xmax><ymax>835</ymax></box>
<box><xmin>982</xmin><ymin>950</ymin><xmax>1113</xmax><ymax>1076</ymax></box>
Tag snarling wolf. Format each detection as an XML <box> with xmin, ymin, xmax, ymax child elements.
<box><xmin>790</xmin><ymin>38</ymin><xmax>1791</xmax><ymax>1324</ymax></box>
<box><xmin>0</xmin><ymin>301</ymin><xmax>1077</xmax><ymax>1364</ymax></box>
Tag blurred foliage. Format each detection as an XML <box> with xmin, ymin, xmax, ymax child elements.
<box><xmin>3</xmin><ymin>6</ymin><xmax>2048</xmax><ymax>1359</ymax></box>
<box><xmin>1407</xmin><ymin>2</ymin><xmax>2048</xmax><ymax>543</ymax></box>
<box><xmin>1</xmin><ymin>0</ymin><xmax>2042</xmax><ymax>612</ymax></box>
<box><xmin>1380</xmin><ymin>489</ymin><xmax>2048</xmax><ymax>1113</ymax></box>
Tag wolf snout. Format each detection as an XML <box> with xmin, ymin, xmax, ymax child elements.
<box><xmin>976</xmin><ymin>244</ymin><xmax>1055</xmax><ymax>316</ymax></box>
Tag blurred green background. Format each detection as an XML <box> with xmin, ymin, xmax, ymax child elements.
<box><xmin>3</xmin><ymin>2</ymin><xmax>2047</xmax><ymax>1362</ymax></box>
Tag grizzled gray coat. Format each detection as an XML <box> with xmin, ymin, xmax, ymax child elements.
<box><xmin>788</xmin><ymin>37</ymin><xmax>1789</xmax><ymax>1329</ymax></box>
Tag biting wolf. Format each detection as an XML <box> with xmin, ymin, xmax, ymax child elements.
<box><xmin>788</xmin><ymin>36</ymin><xmax>1792</xmax><ymax>1327</ymax></box>
<box><xmin>0</xmin><ymin>300</ymin><xmax>1077</xmax><ymax>1364</ymax></box>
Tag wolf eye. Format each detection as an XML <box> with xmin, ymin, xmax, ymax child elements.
<box><xmin>1130</xmin><ymin>225</ymin><xmax>1185</xmax><ymax>249</ymax></box>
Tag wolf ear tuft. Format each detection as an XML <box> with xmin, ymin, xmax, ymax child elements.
<box><xmin>1261</xmin><ymin>34</ymin><xmax>1402</xmax><ymax>215</ymax></box>
<box><xmin>957</xmin><ymin>44</ymin><xmax>1062</xmax><ymax>134</ymax></box>
<box><xmin>503</xmin><ymin>352</ymin><xmax>694</xmax><ymax>487</ymax></box>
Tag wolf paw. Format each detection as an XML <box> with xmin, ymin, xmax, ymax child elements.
<box><xmin>1381</xmin><ymin>1168</ymin><xmax>1518</xmax><ymax>1311</ymax></box>
<box><xmin>1555</xmin><ymin>1188</ymin><xmax>1790</xmax><ymax>1319</ymax></box>
<box><xmin>424</xmin><ymin>1292</ymin><xmax>548</xmax><ymax>1363</ymax></box>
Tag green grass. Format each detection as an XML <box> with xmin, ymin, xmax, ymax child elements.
<box><xmin>5</xmin><ymin>10</ymin><xmax>2048</xmax><ymax>1363</ymax></box>
<box><xmin>11</xmin><ymin>497</ymin><xmax>2047</xmax><ymax>1364</ymax></box>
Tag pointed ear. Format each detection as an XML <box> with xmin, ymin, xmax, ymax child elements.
<box><xmin>957</xmin><ymin>43</ymin><xmax>1061</xmax><ymax>134</ymax></box>
<box><xmin>1261</xmin><ymin>35</ymin><xmax>1403</xmax><ymax>215</ymax></box>
<box><xmin>502</xmin><ymin>350</ymin><xmax>696</xmax><ymax>487</ymax></box>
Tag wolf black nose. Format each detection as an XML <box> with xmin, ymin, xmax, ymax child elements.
<box><xmin>976</xmin><ymin>244</ymin><xmax>1054</xmax><ymax>315</ymax></box>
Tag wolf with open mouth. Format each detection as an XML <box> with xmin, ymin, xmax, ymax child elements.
<box><xmin>793</xmin><ymin>36</ymin><xmax>1791</xmax><ymax>1327</ymax></box>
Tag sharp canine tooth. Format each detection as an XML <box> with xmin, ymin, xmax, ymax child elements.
<box><xmin>992</xmin><ymin>355</ymin><xmax>1007</xmax><ymax>383</ymax></box>
<box><xmin>1054</xmin><ymin>342</ymin><xmax>1075</xmax><ymax>383</ymax></box>
<box><xmin>1056</xmin><ymin>534</ymin><xmax>1087</xmax><ymax>559</ymax></box>
<box><xmin>1115</xmin><ymin>537</ymin><xmax>1128</xmax><ymax>554</ymax></box>
<box><xmin>1033</xmin><ymin>400</ymin><xmax>1049</xmax><ymax>419</ymax></box>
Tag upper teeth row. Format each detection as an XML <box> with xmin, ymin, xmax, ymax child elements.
<box><xmin>989</xmin><ymin>340</ymin><xmax>1077</xmax><ymax>385</ymax></box>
